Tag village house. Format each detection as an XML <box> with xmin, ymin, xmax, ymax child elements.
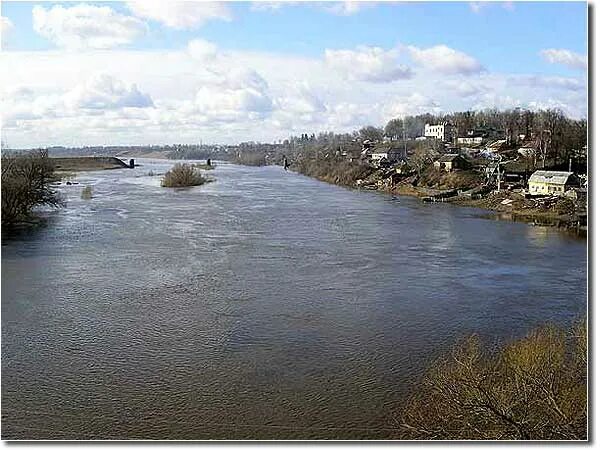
<box><xmin>434</xmin><ymin>153</ymin><xmax>470</xmax><ymax>172</ymax></box>
<box><xmin>424</xmin><ymin>123</ymin><xmax>452</xmax><ymax>142</ymax></box>
<box><xmin>457</xmin><ymin>129</ymin><xmax>487</xmax><ymax>145</ymax></box>
<box><xmin>370</xmin><ymin>148</ymin><xmax>407</xmax><ymax>167</ymax></box>
<box><xmin>528</xmin><ymin>170</ymin><xmax>579</xmax><ymax>196</ymax></box>
<box><xmin>518</xmin><ymin>141</ymin><xmax>537</xmax><ymax>157</ymax></box>
<box><xmin>484</xmin><ymin>139</ymin><xmax>508</xmax><ymax>154</ymax></box>
<box><xmin>457</xmin><ymin>135</ymin><xmax>484</xmax><ymax>145</ymax></box>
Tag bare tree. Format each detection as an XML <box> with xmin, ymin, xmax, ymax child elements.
<box><xmin>1</xmin><ymin>150</ymin><xmax>63</xmax><ymax>227</ymax></box>
<box><xmin>398</xmin><ymin>320</ymin><xmax>587</xmax><ymax>440</ymax></box>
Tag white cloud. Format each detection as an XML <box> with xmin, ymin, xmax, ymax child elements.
<box><xmin>384</xmin><ymin>93</ymin><xmax>441</xmax><ymax>119</ymax></box>
<box><xmin>250</xmin><ymin>2</ymin><xmax>288</xmax><ymax>12</ymax></box>
<box><xmin>1</xmin><ymin>73</ymin><xmax>154</xmax><ymax>130</ymax></box>
<box><xmin>472</xmin><ymin>93</ymin><xmax>522</xmax><ymax>111</ymax></box>
<box><xmin>0</xmin><ymin>44</ymin><xmax>587</xmax><ymax>147</ymax></box>
<box><xmin>323</xmin><ymin>2</ymin><xmax>372</xmax><ymax>16</ymax></box>
<box><xmin>126</xmin><ymin>1</ymin><xmax>231</xmax><ymax>29</ymax></box>
<box><xmin>275</xmin><ymin>83</ymin><xmax>325</xmax><ymax>115</ymax></box>
<box><xmin>325</xmin><ymin>45</ymin><xmax>413</xmax><ymax>82</ymax></box>
<box><xmin>32</xmin><ymin>4</ymin><xmax>146</xmax><ymax>49</ymax></box>
<box><xmin>470</xmin><ymin>2</ymin><xmax>515</xmax><ymax>14</ymax></box>
<box><xmin>187</xmin><ymin>39</ymin><xmax>218</xmax><ymax>60</ymax></box>
<box><xmin>64</xmin><ymin>74</ymin><xmax>154</xmax><ymax>110</ymax></box>
<box><xmin>469</xmin><ymin>2</ymin><xmax>485</xmax><ymax>14</ymax></box>
<box><xmin>540</xmin><ymin>48</ymin><xmax>587</xmax><ymax>70</ymax></box>
<box><xmin>1</xmin><ymin>16</ymin><xmax>14</xmax><ymax>45</ymax></box>
<box><xmin>408</xmin><ymin>44</ymin><xmax>483</xmax><ymax>75</ymax></box>
<box><xmin>186</xmin><ymin>68</ymin><xmax>273</xmax><ymax>123</ymax></box>
<box><xmin>509</xmin><ymin>75</ymin><xmax>586</xmax><ymax>92</ymax></box>
<box><xmin>442</xmin><ymin>79</ymin><xmax>485</xmax><ymax>97</ymax></box>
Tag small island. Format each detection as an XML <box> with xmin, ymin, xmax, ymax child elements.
<box><xmin>161</xmin><ymin>163</ymin><xmax>210</xmax><ymax>188</ymax></box>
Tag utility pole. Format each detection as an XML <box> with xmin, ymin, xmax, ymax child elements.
<box><xmin>403</xmin><ymin>117</ymin><xmax>407</xmax><ymax>158</ymax></box>
<box><xmin>497</xmin><ymin>155</ymin><xmax>502</xmax><ymax>192</ymax></box>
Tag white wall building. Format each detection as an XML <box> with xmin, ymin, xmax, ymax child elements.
<box><xmin>424</xmin><ymin>123</ymin><xmax>451</xmax><ymax>142</ymax></box>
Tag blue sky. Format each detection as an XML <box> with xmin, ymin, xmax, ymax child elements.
<box><xmin>0</xmin><ymin>1</ymin><xmax>588</xmax><ymax>147</ymax></box>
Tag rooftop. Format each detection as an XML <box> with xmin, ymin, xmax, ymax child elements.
<box><xmin>529</xmin><ymin>170</ymin><xmax>575</xmax><ymax>185</ymax></box>
<box><xmin>437</xmin><ymin>153</ymin><xmax>462</xmax><ymax>162</ymax></box>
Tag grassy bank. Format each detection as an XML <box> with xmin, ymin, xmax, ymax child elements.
<box><xmin>289</xmin><ymin>158</ymin><xmax>584</xmax><ymax>233</ymax></box>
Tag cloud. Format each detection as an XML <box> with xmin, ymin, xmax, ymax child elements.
<box><xmin>275</xmin><ymin>83</ymin><xmax>326</xmax><ymax>114</ymax></box>
<box><xmin>325</xmin><ymin>45</ymin><xmax>413</xmax><ymax>82</ymax></box>
<box><xmin>469</xmin><ymin>2</ymin><xmax>486</xmax><ymax>13</ymax></box>
<box><xmin>250</xmin><ymin>2</ymin><xmax>289</xmax><ymax>12</ymax></box>
<box><xmin>191</xmin><ymin>68</ymin><xmax>273</xmax><ymax>122</ymax></box>
<box><xmin>1</xmin><ymin>16</ymin><xmax>14</xmax><ymax>44</ymax></box>
<box><xmin>408</xmin><ymin>44</ymin><xmax>483</xmax><ymax>75</ymax></box>
<box><xmin>64</xmin><ymin>74</ymin><xmax>154</xmax><ymax>110</ymax></box>
<box><xmin>442</xmin><ymin>79</ymin><xmax>485</xmax><ymax>97</ymax></box>
<box><xmin>187</xmin><ymin>39</ymin><xmax>218</xmax><ymax>60</ymax></box>
<box><xmin>469</xmin><ymin>2</ymin><xmax>515</xmax><ymax>14</ymax></box>
<box><xmin>540</xmin><ymin>48</ymin><xmax>587</xmax><ymax>70</ymax></box>
<box><xmin>509</xmin><ymin>75</ymin><xmax>586</xmax><ymax>92</ymax></box>
<box><xmin>0</xmin><ymin>46</ymin><xmax>587</xmax><ymax>147</ymax></box>
<box><xmin>385</xmin><ymin>93</ymin><xmax>441</xmax><ymax>119</ymax></box>
<box><xmin>472</xmin><ymin>93</ymin><xmax>522</xmax><ymax>111</ymax></box>
<box><xmin>32</xmin><ymin>4</ymin><xmax>146</xmax><ymax>49</ymax></box>
<box><xmin>1</xmin><ymin>73</ymin><xmax>154</xmax><ymax>130</ymax></box>
<box><xmin>323</xmin><ymin>2</ymin><xmax>373</xmax><ymax>16</ymax></box>
<box><xmin>126</xmin><ymin>1</ymin><xmax>232</xmax><ymax>29</ymax></box>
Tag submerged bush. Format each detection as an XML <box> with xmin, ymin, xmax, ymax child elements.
<box><xmin>81</xmin><ymin>186</ymin><xmax>93</xmax><ymax>200</ymax></box>
<box><xmin>398</xmin><ymin>319</ymin><xmax>587</xmax><ymax>440</ymax></box>
<box><xmin>1</xmin><ymin>149</ymin><xmax>63</xmax><ymax>227</ymax></box>
<box><xmin>161</xmin><ymin>163</ymin><xmax>208</xmax><ymax>188</ymax></box>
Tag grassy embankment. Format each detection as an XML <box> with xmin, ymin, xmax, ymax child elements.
<box><xmin>290</xmin><ymin>156</ymin><xmax>583</xmax><ymax>232</ymax></box>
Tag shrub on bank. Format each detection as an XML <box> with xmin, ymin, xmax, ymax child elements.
<box><xmin>294</xmin><ymin>157</ymin><xmax>373</xmax><ymax>186</ymax></box>
<box><xmin>161</xmin><ymin>163</ymin><xmax>208</xmax><ymax>188</ymax></box>
<box><xmin>1</xmin><ymin>149</ymin><xmax>63</xmax><ymax>227</ymax></box>
<box><xmin>399</xmin><ymin>319</ymin><xmax>587</xmax><ymax>440</ymax></box>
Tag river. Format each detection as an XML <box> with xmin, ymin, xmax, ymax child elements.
<box><xmin>1</xmin><ymin>159</ymin><xmax>587</xmax><ymax>439</ymax></box>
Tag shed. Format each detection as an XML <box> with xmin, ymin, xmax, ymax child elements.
<box><xmin>528</xmin><ymin>170</ymin><xmax>579</xmax><ymax>196</ymax></box>
<box><xmin>433</xmin><ymin>153</ymin><xmax>470</xmax><ymax>172</ymax></box>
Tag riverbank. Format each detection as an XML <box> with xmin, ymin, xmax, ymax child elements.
<box><xmin>291</xmin><ymin>162</ymin><xmax>586</xmax><ymax>235</ymax></box>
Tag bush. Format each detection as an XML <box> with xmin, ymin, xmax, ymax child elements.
<box><xmin>81</xmin><ymin>186</ymin><xmax>93</xmax><ymax>200</ymax></box>
<box><xmin>398</xmin><ymin>319</ymin><xmax>587</xmax><ymax>440</ymax></box>
<box><xmin>161</xmin><ymin>163</ymin><xmax>208</xmax><ymax>188</ymax></box>
<box><xmin>294</xmin><ymin>157</ymin><xmax>373</xmax><ymax>186</ymax></box>
<box><xmin>1</xmin><ymin>149</ymin><xmax>63</xmax><ymax>227</ymax></box>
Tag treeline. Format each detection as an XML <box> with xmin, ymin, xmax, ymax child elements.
<box><xmin>1</xmin><ymin>150</ymin><xmax>63</xmax><ymax>228</ymax></box>
<box><xmin>277</xmin><ymin>108</ymin><xmax>586</xmax><ymax>166</ymax></box>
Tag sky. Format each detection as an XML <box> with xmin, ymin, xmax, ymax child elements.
<box><xmin>0</xmin><ymin>1</ymin><xmax>588</xmax><ymax>148</ymax></box>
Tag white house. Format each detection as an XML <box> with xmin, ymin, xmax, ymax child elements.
<box><xmin>528</xmin><ymin>170</ymin><xmax>579</xmax><ymax>196</ymax></box>
<box><xmin>424</xmin><ymin>123</ymin><xmax>452</xmax><ymax>142</ymax></box>
<box><xmin>457</xmin><ymin>136</ymin><xmax>484</xmax><ymax>145</ymax></box>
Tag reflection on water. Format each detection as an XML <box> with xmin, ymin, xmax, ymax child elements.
<box><xmin>1</xmin><ymin>159</ymin><xmax>587</xmax><ymax>439</ymax></box>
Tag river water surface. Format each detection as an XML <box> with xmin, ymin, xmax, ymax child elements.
<box><xmin>1</xmin><ymin>159</ymin><xmax>587</xmax><ymax>439</ymax></box>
